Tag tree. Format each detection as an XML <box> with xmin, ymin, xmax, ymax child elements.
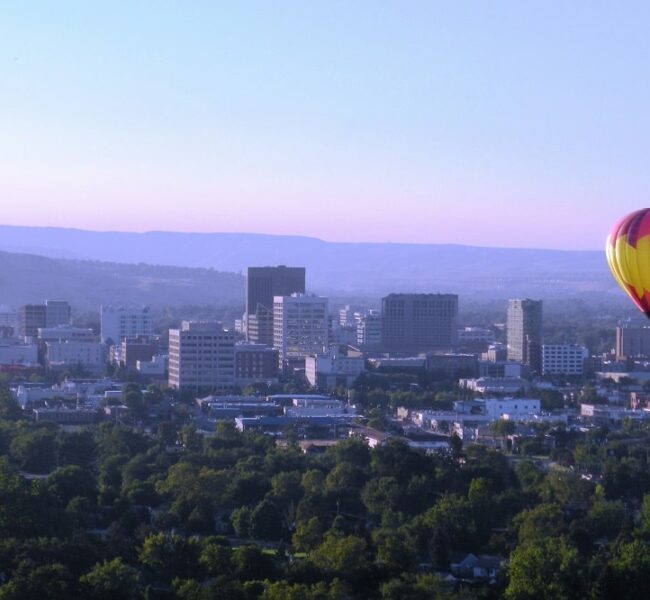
<box><xmin>79</xmin><ymin>558</ymin><xmax>141</xmax><ymax>600</ymax></box>
<box><xmin>505</xmin><ymin>537</ymin><xmax>584</xmax><ymax>600</ymax></box>
<box><xmin>10</xmin><ymin>428</ymin><xmax>58</xmax><ymax>473</ymax></box>
<box><xmin>599</xmin><ymin>540</ymin><xmax>650</xmax><ymax>600</ymax></box>
<box><xmin>250</xmin><ymin>499</ymin><xmax>285</xmax><ymax>540</ymax></box>
<box><xmin>309</xmin><ymin>534</ymin><xmax>369</xmax><ymax>579</ymax></box>
<box><xmin>139</xmin><ymin>533</ymin><xmax>202</xmax><ymax>581</ymax></box>
<box><xmin>0</xmin><ymin>563</ymin><xmax>73</xmax><ymax>600</ymax></box>
<box><xmin>47</xmin><ymin>465</ymin><xmax>97</xmax><ymax>506</ymax></box>
<box><xmin>292</xmin><ymin>517</ymin><xmax>324</xmax><ymax>552</ymax></box>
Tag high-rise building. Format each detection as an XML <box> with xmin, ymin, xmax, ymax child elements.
<box><xmin>45</xmin><ymin>300</ymin><xmax>71</xmax><ymax>328</ymax></box>
<box><xmin>356</xmin><ymin>310</ymin><xmax>382</xmax><ymax>348</ymax></box>
<box><xmin>0</xmin><ymin>306</ymin><xmax>17</xmax><ymax>334</ymax></box>
<box><xmin>507</xmin><ymin>299</ymin><xmax>543</xmax><ymax>373</ymax></box>
<box><xmin>100</xmin><ymin>305</ymin><xmax>153</xmax><ymax>344</ymax></box>
<box><xmin>381</xmin><ymin>294</ymin><xmax>458</xmax><ymax>354</ymax></box>
<box><xmin>168</xmin><ymin>321</ymin><xmax>235</xmax><ymax>392</ymax></box>
<box><xmin>615</xmin><ymin>325</ymin><xmax>650</xmax><ymax>360</ymax></box>
<box><xmin>273</xmin><ymin>294</ymin><xmax>329</xmax><ymax>368</ymax></box>
<box><xmin>246</xmin><ymin>266</ymin><xmax>305</xmax><ymax>345</ymax></box>
<box><xmin>18</xmin><ymin>304</ymin><xmax>47</xmax><ymax>337</ymax></box>
<box><xmin>18</xmin><ymin>300</ymin><xmax>71</xmax><ymax>337</ymax></box>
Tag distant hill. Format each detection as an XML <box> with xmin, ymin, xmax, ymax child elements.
<box><xmin>0</xmin><ymin>225</ymin><xmax>618</xmax><ymax>301</ymax></box>
<box><xmin>0</xmin><ymin>251</ymin><xmax>244</xmax><ymax>311</ymax></box>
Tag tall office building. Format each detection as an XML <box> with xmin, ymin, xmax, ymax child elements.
<box><xmin>381</xmin><ymin>294</ymin><xmax>458</xmax><ymax>354</ymax></box>
<box><xmin>100</xmin><ymin>305</ymin><xmax>153</xmax><ymax>344</ymax></box>
<box><xmin>273</xmin><ymin>294</ymin><xmax>329</xmax><ymax>368</ymax></box>
<box><xmin>168</xmin><ymin>321</ymin><xmax>236</xmax><ymax>392</ymax></box>
<box><xmin>507</xmin><ymin>299</ymin><xmax>543</xmax><ymax>373</ymax></box>
<box><xmin>45</xmin><ymin>300</ymin><xmax>71</xmax><ymax>328</ymax></box>
<box><xmin>356</xmin><ymin>310</ymin><xmax>382</xmax><ymax>348</ymax></box>
<box><xmin>19</xmin><ymin>300</ymin><xmax>71</xmax><ymax>337</ymax></box>
<box><xmin>246</xmin><ymin>266</ymin><xmax>305</xmax><ymax>345</ymax></box>
<box><xmin>615</xmin><ymin>325</ymin><xmax>650</xmax><ymax>360</ymax></box>
<box><xmin>18</xmin><ymin>304</ymin><xmax>47</xmax><ymax>337</ymax></box>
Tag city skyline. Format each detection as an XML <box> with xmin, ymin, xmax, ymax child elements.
<box><xmin>3</xmin><ymin>2</ymin><xmax>650</xmax><ymax>249</ymax></box>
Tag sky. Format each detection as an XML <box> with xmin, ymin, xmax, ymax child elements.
<box><xmin>2</xmin><ymin>1</ymin><xmax>650</xmax><ymax>249</ymax></box>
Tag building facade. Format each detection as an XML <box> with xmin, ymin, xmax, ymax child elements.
<box><xmin>542</xmin><ymin>344</ymin><xmax>588</xmax><ymax>375</ymax></box>
<box><xmin>356</xmin><ymin>310</ymin><xmax>382</xmax><ymax>348</ymax></box>
<box><xmin>273</xmin><ymin>294</ymin><xmax>329</xmax><ymax>368</ymax></box>
<box><xmin>234</xmin><ymin>343</ymin><xmax>279</xmax><ymax>385</ymax></box>
<box><xmin>246</xmin><ymin>266</ymin><xmax>306</xmax><ymax>345</ymax></box>
<box><xmin>507</xmin><ymin>299</ymin><xmax>543</xmax><ymax>373</ymax></box>
<box><xmin>615</xmin><ymin>325</ymin><xmax>650</xmax><ymax>360</ymax></box>
<box><xmin>45</xmin><ymin>341</ymin><xmax>104</xmax><ymax>372</ymax></box>
<box><xmin>305</xmin><ymin>349</ymin><xmax>365</xmax><ymax>390</ymax></box>
<box><xmin>381</xmin><ymin>293</ymin><xmax>458</xmax><ymax>354</ymax></box>
<box><xmin>168</xmin><ymin>321</ymin><xmax>236</xmax><ymax>392</ymax></box>
<box><xmin>100</xmin><ymin>305</ymin><xmax>153</xmax><ymax>344</ymax></box>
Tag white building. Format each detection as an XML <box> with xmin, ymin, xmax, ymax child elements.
<box><xmin>273</xmin><ymin>294</ymin><xmax>329</xmax><ymax>367</ymax></box>
<box><xmin>457</xmin><ymin>327</ymin><xmax>495</xmax><ymax>345</ymax></box>
<box><xmin>356</xmin><ymin>310</ymin><xmax>382</xmax><ymax>347</ymax></box>
<box><xmin>100</xmin><ymin>305</ymin><xmax>153</xmax><ymax>344</ymax></box>
<box><xmin>305</xmin><ymin>349</ymin><xmax>365</xmax><ymax>389</ymax></box>
<box><xmin>484</xmin><ymin>397</ymin><xmax>541</xmax><ymax>420</ymax></box>
<box><xmin>0</xmin><ymin>343</ymin><xmax>38</xmax><ymax>366</ymax></box>
<box><xmin>168</xmin><ymin>321</ymin><xmax>235</xmax><ymax>392</ymax></box>
<box><xmin>542</xmin><ymin>344</ymin><xmax>588</xmax><ymax>375</ymax></box>
<box><xmin>459</xmin><ymin>377</ymin><xmax>529</xmax><ymax>395</ymax></box>
<box><xmin>137</xmin><ymin>354</ymin><xmax>168</xmax><ymax>377</ymax></box>
<box><xmin>0</xmin><ymin>306</ymin><xmax>17</xmax><ymax>332</ymax></box>
<box><xmin>38</xmin><ymin>326</ymin><xmax>96</xmax><ymax>342</ymax></box>
<box><xmin>45</xmin><ymin>341</ymin><xmax>105</xmax><ymax>372</ymax></box>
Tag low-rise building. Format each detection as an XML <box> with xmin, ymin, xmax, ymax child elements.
<box><xmin>305</xmin><ymin>348</ymin><xmax>365</xmax><ymax>390</ymax></box>
<box><xmin>45</xmin><ymin>341</ymin><xmax>105</xmax><ymax>373</ymax></box>
<box><xmin>234</xmin><ymin>343</ymin><xmax>279</xmax><ymax>385</ymax></box>
<box><xmin>484</xmin><ymin>397</ymin><xmax>541</xmax><ymax>420</ymax></box>
<box><xmin>542</xmin><ymin>344</ymin><xmax>588</xmax><ymax>375</ymax></box>
<box><xmin>459</xmin><ymin>377</ymin><xmax>529</xmax><ymax>395</ymax></box>
<box><xmin>0</xmin><ymin>343</ymin><xmax>39</xmax><ymax>366</ymax></box>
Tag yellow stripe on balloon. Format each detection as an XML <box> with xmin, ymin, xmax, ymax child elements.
<box><xmin>613</xmin><ymin>235</ymin><xmax>634</xmax><ymax>286</ymax></box>
<box><xmin>623</xmin><ymin>237</ymin><xmax>645</xmax><ymax>298</ymax></box>
<box><xmin>606</xmin><ymin>236</ymin><xmax>627</xmax><ymax>291</ymax></box>
<box><xmin>636</xmin><ymin>235</ymin><xmax>650</xmax><ymax>294</ymax></box>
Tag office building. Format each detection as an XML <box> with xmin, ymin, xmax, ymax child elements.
<box><xmin>542</xmin><ymin>344</ymin><xmax>588</xmax><ymax>375</ymax></box>
<box><xmin>273</xmin><ymin>294</ymin><xmax>329</xmax><ymax>368</ymax></box>
<box><xmin>38</xmin><ymin>326</ymin><xmax>95</xmax><ymax>342</ymax></box>
<box><xmin>100</xmin><ymin>305</ymin><xmax>153</xmax><ymax>344</ymax></box>
<box><xmin>45</xmin><ymin>300</ymin><xmax>71</xmax><ymax>328</ymax></box>
<box><xmin>234</xmin><ymin>343</ymin><xmax>279</xmax><ymax>385</ymax></box>
<box><xmin>0</xmin><ymin>306</ymin><xmax>17</xmax><ymax>334</ymax></box>
<box><xmin>18</xmin><ymin>304</ymin><xmax>47</xmax><ymax>337</ymax></box>
<box><xmin>356</xmin><ymin>310</ymin><xmax>382</xmax><ymax>348</ymax></box>
<box><xmin>45</xmin><ymin>341</ymin><xmax>104</xmax><ymax>373</ymax></box>
<box><xmin>305</xmin><ymin>348</ymin><xmax>365</xmax><ymax>390</ymax></box>
<box><xmin>246</xmin><ymin>266</ymin><xmax>305</xmax><ymax>345</ymax></box>
<box><xmin>168</xmin><ymin>321</ymin><xmax>236</xmax><ymax>392</ymax></box>
<box><xmin>507</xmin><ymin>299</ymin><xmax>543</xmax><ymax>373</ymax></box>
<box><xmin>615</xmin><ymin>325</ymin><xmax>650</xmax><ymax>360</ymax></box>
<box><xmin>381</xmin><ymin>294</ymin><xmax>458</xmax><ymax>354</ymax></box>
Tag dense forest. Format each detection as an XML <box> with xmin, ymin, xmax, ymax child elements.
<box><xmin>0</xmin><ymin>384</ymin><xmax>650</xmax><ymax>599</ymax></box>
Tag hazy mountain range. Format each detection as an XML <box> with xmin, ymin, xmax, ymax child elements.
<box><xmin>0</xmin><ymin>225</ymin><xmax>619</xmax><ymax>309</ymax></box>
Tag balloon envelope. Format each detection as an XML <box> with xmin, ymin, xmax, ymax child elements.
<box><xmin>606</xmin><ymin>208</ymin><xmax>650</xmax><ymax>318</ymax></box>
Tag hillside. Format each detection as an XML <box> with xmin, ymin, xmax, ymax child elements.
<box><xmin>0</xmin><ymin>251</ymin><xmax>244</xmax><ymax>311</ymax></box>
<box><xmin>0</xmin><ymin>225</ymin><xmax>617</xmax><ymax>299</ymax></box>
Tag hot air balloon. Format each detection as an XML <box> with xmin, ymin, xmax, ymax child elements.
<box><xmin>606</xmin><ymin>208</ymin><xmax>650</xmax><ymax>318</ymax></box>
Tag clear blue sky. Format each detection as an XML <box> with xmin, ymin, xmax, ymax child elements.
<box><xmin>2</xmin><ymin>1</ymin><xmax>649</xmax><ymax>249</ymax></box>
